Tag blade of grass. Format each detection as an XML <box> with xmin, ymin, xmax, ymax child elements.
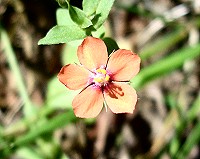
<box><xmin>187</xmin><ymin>93</ymin><xmax>200</xmax><ymax>121</ymax></box>
<box><xmin>131</xmin><ymin>43</ymin><xmax>200</xmax><ymax>90</ymax></box>
<box><xmin>0</xmin><ymin>111</ymin><xmax>76</xmax><ymax>158</ymax></box>
<box><xmin>169</xmin><ymin>93</ymin><xmax>200</xmax><ymax>157</ymax></box>
<box><xmin>13</xmin><ymin>111</ymin><xmax>76</xmax><ymax>147</ymax></box>
<box><xmin>1</xmin><ymin>27</ymin><xmax>35</xmax><ymax>117</ymax></box>
<box><xmin>140</xmin><ymin>26</ymin><xmax>187</xmax><ymax>60</ymax></box>
<box><xmin>175</xmin><ymin>120</ymin><xmax>200</xmax><ymax>159</ymax></box>
<box><xmin>148</xmin><ymin>93</ymin><xmax>200</xmax><ymax>158</ymax></box>
<box><xmin>2</xmin><ymin>105</ymin><xmax>54</xmax><ymax>138</ymax></box>
<box><xmin>153</xmin><ymin>93</ymin><xmax>200</xmax><ymax>158</ymax></box>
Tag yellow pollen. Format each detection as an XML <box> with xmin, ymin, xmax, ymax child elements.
<box><xmin>93</xmin><ymin>68</ymin><xmax>110</xmax><ymax>85</ymax></box>
<box><xmin>94</xmin><ymin>77</ymin><xmax>104</xmax><ymax>83</ymax></box>
<box><xmin>96</xmin><ymin>68</ymin><xmax>107</xmax><ymax>75</ymax></box>
<box><xmin>105</xmin><ymin>74</ymin><xmax>110</xmax><ymax>81</ymax></box>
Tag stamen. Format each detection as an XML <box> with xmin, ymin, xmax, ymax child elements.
<box><xmin>104</xmin><ymin>101</ymin><xmax>108</xmax><ymax>112</ymax></box>
<box><xmin>91</xmin><ymin>67</ymin><xmax>111</xmax><ymax>86</ymax></box>
<box><xmin>94</xmin><ymin>77</ymin><xmax>104</xmax><ymax>83</ymax></box>
<box><xmin>96</xmin><ymin>69</ymin><xmax>107</xmax><ymax>75</ymax></box>
<box><xmin>105</xmin><ymin>74</ymin><xmax>110</xmax><ymax>81</ymax></box>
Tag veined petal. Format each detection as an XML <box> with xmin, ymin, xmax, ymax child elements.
<box><xmin>77</xmin><ymin>37</ymin><xmax>108</xmax><ymax>70</ymax></box>
<box><xmin>107</xmin><ymin>49</ymin><xmax>141</xmax><ymax>81</ymax></box>
<box><xmin>72</xmin><ymin>85</ymin><xmax>104</xmax><ymax>118</ymax></box>
<box><xmin>104</xmin><ymin>83</ymin><xmax>137</xmax><ymax>114</ymax></box>
<box><xmin>58</xmin><ymin>64</ymin><xmax>90</xmax><ymax>90</ymax></box>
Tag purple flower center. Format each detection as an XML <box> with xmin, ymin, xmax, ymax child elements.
<box><xmin>89</xmin><ymin>66</ymin><xmax>110</xmax><ymax>87</ymax></box>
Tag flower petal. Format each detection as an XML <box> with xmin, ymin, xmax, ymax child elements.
<box><xmin>58</xmin><ymin>64</ymin><xmax>90</xmax><ymax>90</ymax></box>
<box><xmin>104</xmin><ymin>82</ymin><xmax>137</xmax><ymax>114</ymax></box>
<box><xmin>72</xmin><ymin>85</ymin><xmax>104</xmax><ymax>118</ymax></box>
<box><xmin>77</xmin><ymin>37</ymin><xmax>108</xmax><ymax>70</ymax></box>
<box><xmin>106</xmin><ymin>49</ymin><xmax>141</xmax><ymax>81</ymax></box>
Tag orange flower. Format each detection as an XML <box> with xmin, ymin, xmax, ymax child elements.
<box><xmin>58</xmin><ymin>37</ymin><xmax>141</xmax><ymax>118</ymax></box>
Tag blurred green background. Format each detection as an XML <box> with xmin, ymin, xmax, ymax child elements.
<box><xmin>0</xmin><ymin>0</ymin><xmax>200</xmax><ymax>158</ymax></box>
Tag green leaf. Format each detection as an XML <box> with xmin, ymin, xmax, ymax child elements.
<box><xmin>92</xmin><ymin>0</ymin><xmax>115</xmax><ymax>29</ymax></box>
<box><xmin>56</xmin><ymin>0</ymin><xmax>68</xmax><ymax>8</ymax></box>
<box><xmin>46</xmin><ymin>76</ymin><xmax>79</xmax><ymax>109</ymax></box>
<box><xmin>56</xmin><ymin>8</ymin><xmax>74</xmax><ymax>26</ymax></box>
<box><xmin>91</xmin><ymin>25</ymin><xmax>105</xmax><ymax>38</ymax></box>
<box><xmin>38</xmin><ymin>25</ymin><xmax>87</xmax><ymax>45</ymax></box>
<box><xmin>103</xmin><ymin>37</ymin><xmax>119</xmax><ymax>55</ymax></box>
<box><xmin>69</xmin><ymin>5</ymin><xmax>93</xmax><ymax>28</ymax></box>
<box><xmin>83</xmin><ymin>0</ymin><xmax>100</xmax><ymax>17</ymax></box>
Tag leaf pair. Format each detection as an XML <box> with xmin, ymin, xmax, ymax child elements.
<box><xmin>38</xmin><ymin>0</ymin><xmax>115</xmax><ymax>45</ymax></box>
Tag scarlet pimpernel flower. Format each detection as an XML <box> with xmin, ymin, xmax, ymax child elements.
<box><xmin>58</xmin><ymin>37</ymin><xmax>141</xmax><ymax>118</ymax></box>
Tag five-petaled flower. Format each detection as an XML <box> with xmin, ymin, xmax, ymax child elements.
<box><xmin>58</xmin><ymin>37</ymin><xmax>141</xmax><ymax>118</ymax></box>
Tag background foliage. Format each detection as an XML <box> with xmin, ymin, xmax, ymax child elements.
<box><xmin>0</xmin><ymin>0</ymin><xmax>200</xmax><ymax>158</ymax></box>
